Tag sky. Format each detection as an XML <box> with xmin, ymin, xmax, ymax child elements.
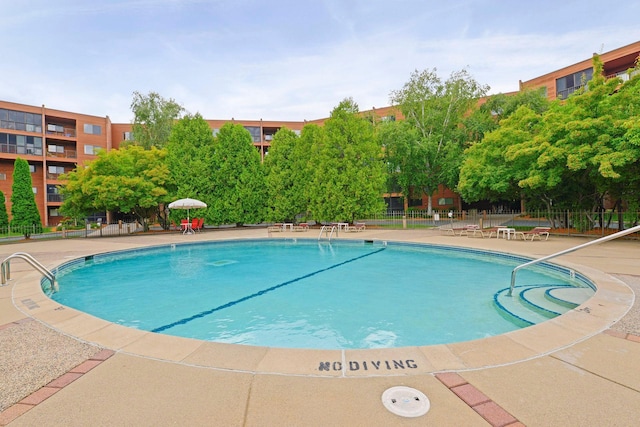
<box><xmin>2</xmin><ymin>0</ymin><xmax>639</xmax><ymax>123</ymax></box>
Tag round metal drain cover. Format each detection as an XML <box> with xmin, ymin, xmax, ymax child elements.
<box><xmin>381</xmin><ymin>386</ymin><xmax>430</xmax><ymax>417</ymax></box>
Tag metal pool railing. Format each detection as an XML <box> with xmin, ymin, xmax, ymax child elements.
<box><xmin>1</xmin><ymin>252</ymin><xmax>55</xmax><ymax>287</ymax></box>
<box><xmin>508</xmin><ymin>224</ymin><xmax>640</xmax><ymax>296</ymax></box>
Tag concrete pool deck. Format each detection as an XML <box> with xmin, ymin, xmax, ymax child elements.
<box><xmin>1</xmin><ymin>228</ymin><xmax>639</xmax><ymax>425</ymax></box>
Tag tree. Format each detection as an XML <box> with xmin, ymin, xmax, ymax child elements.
<box><xmin>377</xmin><ymin>120</ymin><xmax>422</xmax><ymax>210</ymax></box>
<box><xmin>307</xmin><ymin>98</ymin><xmax>386</xmax><ymax>223</ymax></box>
<box><xmin>464</xmin><ymin>88</ymin><xmax>550</xmax><ymax>143</ymax></box>
<box><xmin>0</xmin><ymin>190</ymin><xmax>9</xmax><ymax>229</ymax></box>
<box><xmin>61</xmin><ymin>146</ymin><xmax>170</xmax><ymax>231</ymax></box>
<box><xmin>128</xmin><ymin>91</ymin><xmax>184</xmax><ymax>149</ymax></box>
<box><xmin>208</xmin><ymin>123</ymin><xmax>266</xmax><ymax>226</ymax></box>
<box><xmin>263</xmin><ymin>127</ymin><xmax>308</xmax><ymax>222</ymax></box>
<box><xmin>390</xmin><ymin>68</ymin><xmax>489</xmax><ymax>212</ymax></box>
<box><xmin>458</xmin><ymin>105</ymin><xmax>549</xmax><ymax>206</ymax></box>
<box><xmin>165</xmin><ymin>113</ymin><xmax>215</xmax><ymax>226</ymax></box>
<box><xmin>458</xmin><ymin>89</ymin><xmax>551</xmax><ymax>207</ymax></box>
<box><xmin>458</xmin><ymin>55</ymin><xmax>640</xmax><ymax>225</ymax></box>
<box><xmin>10</xmin><ymin>158</ymin><xmax>41</xmax><ymax>238</ymax></box>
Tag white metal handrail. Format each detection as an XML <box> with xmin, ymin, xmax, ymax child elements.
<box><xmin>509</xmin><ymin>224</ymin><xmax>640</xmax><ymax>296</ymax></box>
<box><xmin>1</xmin><ymin>252</ymin><xmax>55</xmax><ymax>287</ymax></box>
<box><xmin>318</xmin><ymin>225</ymin><xmax>337</xmax><ymax>241</ymax></box>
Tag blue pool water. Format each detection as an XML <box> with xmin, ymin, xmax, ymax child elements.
<box><xmin>50</xmin><ymin>239</ymin><xmax>594</xmax><ymax>349</ymax></box>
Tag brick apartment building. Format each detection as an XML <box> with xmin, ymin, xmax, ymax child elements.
<box><xmin>1</xmin><ymin>41</ymin><xmax>638</xmax><ymax>226</ymax></box>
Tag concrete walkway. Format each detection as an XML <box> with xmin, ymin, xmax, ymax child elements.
<box><xmin>1</xmin><ymin>228</ymin><xmax>639</xmax><ymax>426</ymax></box>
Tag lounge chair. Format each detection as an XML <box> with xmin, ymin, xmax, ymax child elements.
<box><xmin>292</xmin><ymin>223</ymin><xmax>309</xmax><ymax>232</ymax></box>
<box><xmin>514</xmin><ymin>227</ymin><xmax>551</xmax><ymax>241</ymax></box>
<box><xmin>473</xmin><ymin>227</ymin><xmax>501</xmax><ymax>238</ymax></box>
<box><xmin>443</xmin><ymin>224</ymin><xmax>480</xmax><ymax>236</ymax></box>
<box><xmin>267</xmin><ymin>223</ymin><xmax>284</xmax><ymax>232</ymax></box>
<box><xmin>346</xmin><ymin>222</ymin><xmax>366</xmax><ymax>232</ymax></box>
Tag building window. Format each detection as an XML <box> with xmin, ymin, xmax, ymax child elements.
<box><xmin>84</xmin><ymin>145</ymin><xmax>102</xmax><ymax>155</ymax></box>
<box><xmin>0</xmin><ymin>173</ymin><xmax>6</xmax><ymax>180</ymax></box>
<box><xmin>32</xmin><ymin>187</ymin><xmax>37</xmax><ymax>194</ymax></box>
<box><xmin>48</xmin><ymin>144</ymin><xmax>65</xmax><ymax>154</ymax></box>
<box><xmin>0</xmin><ymin>108</ymin><xmax>42</xmax><ymax>133</ymax></box>
<box><xmin>48</xmin><ymin>165</ymin><xmax>65</xmax><ymax>174</ymax></box>
<box><xmin>29</xmin><ymin>164</ymin><xmax>36</xmax><ymax>173</ymax></box>
<box><xmin>83</xmin><ymin>123</ymin><xmax>102</xmax><ymax>135</ymax></box>
<box><xmin>0</xmin><ymin>133</ymin><xmax>43</xmax><ymax>155</ymax></box>
<box><xmin>556</xmin><ymin>68</ymin><xmax>593</xmax><ymax>99</ymax></box>
<box><xmin>49</xmin><ymin>208</ymin><xmax>60</xmax><ymax>216</ymax></box>
<box><xmin>123</xmin><ymin>131</ymin><xmax>133</xmax><ymax>141</ymax></box>
<box><xmin>438</xmin><ymin>198</ymin><xmax>454</xmax><ymax>206</ymax></box>
<box><xmin>212</xmin><ymin>128</ymin><xmax>220</xmax><ymax>137</ymax></box>
<box><xmin>408</xmin><ymin>197</ymin><xmax>422</xmax><ymax>207</ymax></box>
<box><xmin>243</xmin><ymin>126</ymin><xmax>261</xmax><ymax>142</ymax></box>
<box><xmin>381</xmin><ymin>115</ymin><xmax>396</xmax><ymax>122</ymax></box>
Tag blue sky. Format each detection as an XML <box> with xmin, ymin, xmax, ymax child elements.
<box><xmin>2</xmin><ymin>0</ymin><xmax>639</xmax><ymax>123</ymax></box>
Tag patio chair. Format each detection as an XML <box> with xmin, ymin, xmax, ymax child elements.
<box><xmin>293</xmin><ymin>223</ymin><xmax>309</xmax><ymax>232</ymax></box>
<box><xmin>267</xmin><ymin>223</ymin><xmax>284</xmax><ymax>232</ymax></box>
<box><xmin>472</xmin><ymin>226</ymin><xmax>500</xmax><ymax>238</ymax></box>
<box><xmin>346</xmin><ymin>222</ymin><xmax>366</xmax><ymax>232</ymax></box>
<box><xmin>192</xmin><ymin>218</ymin><xmax>204</xmax><ymax>232</ymax></box>
<box><xmin>443</xmin><ymin>224</ymin><xmax>480</xmax><ymax>236</ymax></box>
<box><xmin>514</xmin><ymin>227</ymin><xmax>551</xmax><ymax>241</ymax></box>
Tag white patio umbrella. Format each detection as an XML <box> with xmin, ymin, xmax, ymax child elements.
<box><xmin>168</xmin><ymin>198</ymin><xmax>207</xmax><ymax>221</ymax></box>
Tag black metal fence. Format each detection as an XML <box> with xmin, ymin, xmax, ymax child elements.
<box><xmin>1</xmin><ymin>210</ymin><xmax>639</xmax><ymax>243</ymax></box>
<box><xmin>0</xmin><ymin>221</ymin><xmax>143</xmax><ymax>242</ymax></box>
<box><xmin>358</xmin><ymin>209</ymin><xmax>640</xmax><ymax>237</ymax></box>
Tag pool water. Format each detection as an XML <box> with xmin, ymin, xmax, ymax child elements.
<box><xmin>51</xmin><ymin>239</ymin><xmax>593</xmax><ymax>349</ymax></box>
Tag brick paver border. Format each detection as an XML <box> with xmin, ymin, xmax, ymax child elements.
<box><xmin>0</xmin><ymin>320</ymin><xmax>115</xmax><ymax>426</ymax></box>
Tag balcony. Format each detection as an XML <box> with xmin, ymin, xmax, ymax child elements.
<box><xmin>0</xmin><ymin>144</ymin><xmax>43</xmax><ymax>156</ymax></box>
<box><xmin>606</xmin><ymin>68</ymin><xmax>639</xmax><ymax>82</ymax></box>
<box><xmin>47</xmin><ymin>194</ymin><xmax>64</xmax><ymax>203</ymax></box>
<box><xmin>46</xmin><ymin>172</ymin><xmax>68</xmax><ymax>180</ymax></box>
<box><xmin>46</xmin><ymin>124</ymin><xmax>76</xmax><ymax>138</ymax></box>
<box><xmin>556</xmin><ymin>85</ymin><xmax>584</xmax><ymax>100</ymax></box>
<box><xmin>46</xmin><ymin>145</ymin><xmax>77</xmax><ymax>159</ymax></box>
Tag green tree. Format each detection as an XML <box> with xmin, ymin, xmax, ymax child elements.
<box><xmin>10</xmin><ymin>158</ymin><xmax>41</xmax><ymax>238</ymax></box>
<box><xmin>458</xmin><ymin>105</ymin><xmax>548</xmax><ymax>206</ymax></box>
<box><xmin>458</xmin><ymin>89</ymin><xmax>551</xmax><ymax>207</ymax></box>
<box><xmin>377</xmin><ymin>120</ymin><xmax>422</xmax><ymax>210</ymax></box>
<box><xmin>293</xmin><ymin>124</ymin><xmax>321</xmax><ymax>221</ymax></box>
<box><xmin>458</xmin><ymin>55</ymin><xmax>640</xmax><ymax>224</ymax></box>
<box><xmin>390</xmin><ymin>68</ymin><xmax>489</xmax><ymax>212</ymax></box>
<box><xmin>0</xmin><ymin>190</ymin><xmax>9</xmax><ymax>229</ymax></box>
<box><xmin>165</xmin><ymin>113</ymin><xmax>215</xmax><ymax>226</ymax></box>
<box><xmin>209</xmin><ymin>123</ymin><xmax>266</xmax><ymax>226</ymax></box>
<box><xmin>263</xmin><ymin>127</ymin><xmax>307</xmax><ymax>222</ymax></box>
<box><xmin>128</xmin><ymin>91</ymin><xmax>184</xmax><ymax>149</ymax></box>
<box><xmin>61</xmin><ymin>146</ymin><xmax>170</xmax><ymax>231</ymax></box>
<box><xmin>464</xmin><ymin>88</ymin><xmax>550</xmax><ymax>142</ymax></box>
<box><xmin>308</xmin><ymin>98</ymin><xmax>386</xmax><ymax>223</ymax></box>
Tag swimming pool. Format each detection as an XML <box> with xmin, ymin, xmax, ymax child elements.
<box><xmin>49</xmin><ymin>239</ymin><xmax>594</xmax><ymax>350</ymax></box>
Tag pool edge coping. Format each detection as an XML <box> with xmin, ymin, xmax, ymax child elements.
<box><xmin>10</xmin><ymin>235</ymin><xmax>634</xmax><ymax>378</ymax></box>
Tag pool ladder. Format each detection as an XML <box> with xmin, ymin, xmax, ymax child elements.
<box><xmin>1</xmin><ymin>252</ymin><xmax>56</xmax><ymax>288</ymax></box>
<box><xmin>318</xmin><ymin>225</ymin><xmax>337</xmax><ymax>241</ymax></box>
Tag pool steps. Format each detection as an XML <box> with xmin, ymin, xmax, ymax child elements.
<box><xmin>493</xmin><ymin>285</ymin><xmax>593</xmax><ymax>326</ymax></box>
